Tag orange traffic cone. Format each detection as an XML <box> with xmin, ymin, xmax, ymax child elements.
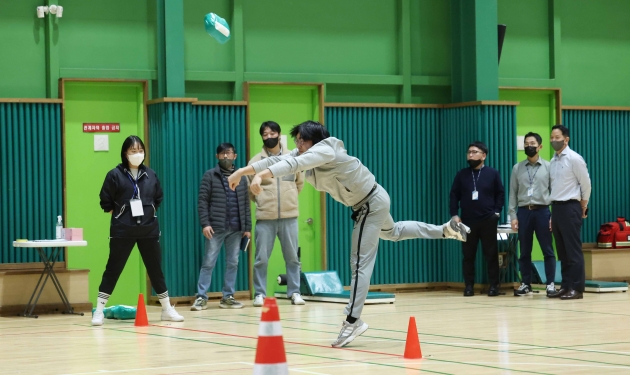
<box><xmin>403</xmin><ymin>316</ymin><xmax>422</xmax><ymax>359</ymax></box>
<box><xmin>253</xmin><ymin>297</ymin><xmax>288</xmax><ymax>375</ymax></box>
<box><xmin>134</xmin><ymin>293</ymin><xmax>149</xmax><ymax>327</ymax></box>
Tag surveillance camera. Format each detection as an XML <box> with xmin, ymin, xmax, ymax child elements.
<box><xmin>56</xmin><ymin>6</ymin><xmax>63</xmax><ymax>17</ymax></box>
<box><xmin>36</xmin><ymin>6</ymin><xmax>48</xmax><ymax>18</ymax></box>
<box><xmin>49</xmin><ymin>4</ymin><xmax>57</xmax><ymax>14</ymax></box>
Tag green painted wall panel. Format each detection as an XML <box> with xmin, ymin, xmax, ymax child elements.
<box><xmin>243</xmin><ymin>0</ymin><xmax>399</xmax><ymax>75</ymax></box>
<box><xmin>148</xmin><ymin>103</ymin><xmax>249</xmax><ymax>297</ymax></box>
<box><xmin>64</xmin><ymin>81</ymin><xmax>146</xmax><ymax>306</ymax></box>
<box><xmin>0</xmin><ymin>0</ymin><xmax>47</xmax><ymax>98</ymax></box>
<box><xmin>326</xmin><ymin>85</ymin><xmax>401</xmax><ymax>104</ymax></box>
<box><xmin>0</xmin><ymin>103</ymin><xmax>62</xmax><ymax>263</ymax></box>
<box><xmin>498</xmin><ymin>0</ymin><xmax>550</xmax><ymax>80</ymax></box>
<box><xmin>410</xmin><ymin>0</ymin><xmax>451</xmax><ymax>77</ymax></box>
<box><xmin>59</xmin><ymin>0</ymin><xmax>157</xmax><ymax>73</ymax></box>
<box><xmin>563</xmin><ymin>110</ymin><xmax>630</xmax><ymax>244</ymax></box>
<box><xmin>559</xmin><ymin>0</ymin><xmax>630</xmax><ymax>106</ymax></box>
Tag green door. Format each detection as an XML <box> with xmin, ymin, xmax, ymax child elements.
<box><xmin>247</xmin><ymin>84</ymin><xmax>324</xmax><ymax>297</ymax></box>
<box><xmin>65</xmin><ymin>81</ymin><xmax>147</xmax><ymax>306</ymax></box>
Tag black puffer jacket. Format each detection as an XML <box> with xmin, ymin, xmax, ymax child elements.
<box><xmin>198</xmin><ymin>165</ymin><xmax>251</xmax><ymax>231</ymax></box>
<box><xmin>100</xmin><ymin>164</ymin><xmax>163</xmax><ymax>238</ymax></box>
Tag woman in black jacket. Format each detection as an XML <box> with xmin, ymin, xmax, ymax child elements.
<box><xmin>92</xmin><ymin>135</ymin><xmax>184</xmax><ymax>326</ymax></box>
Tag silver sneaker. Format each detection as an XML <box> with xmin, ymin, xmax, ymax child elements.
<box><xmin>253</xmin><ymin>294</ymin><xmax>265</xmax><ymax>307</ymax></box>
<box><xmin>514</xmin><ymin>283</ymin><xmax>533</xmax><ymax>296</ymax></box>
<box><xmin>443</xmin><ymin>218</ymin><xmax>470</xmax><ymax>242</ymax></box>
<box><xmin>331</xmin><ymin>319</ymin><xmax>369</xmax><ymax>348</ymax></box>
<box><xmin>219</xmin><ymin>295</ymin><xmax>243</xmax><ymax>309</ymax></box>
<box><xmin>291</xmin><ymin>293</ymin><xmax>306</xmax><ymax>305</ymax></box>
<box><xmin>91</xmin><ymin>310</ymin><xmax>104</xmax><ymax>326</ymax></box>
<box><xmin>546</xmin><ymin>282</ymin><xmax>556</xmax><ymax>296</ymax></box>
<box><xmin>191</xmin><ymin>297</ymin><xmax>208</xmax><ymax>311</ymax></box>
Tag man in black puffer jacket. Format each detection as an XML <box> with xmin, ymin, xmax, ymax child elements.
<box><xmin>192</xmin><ymin>143</ymin><xmax>251</xmax><ymax>310</ymax></box>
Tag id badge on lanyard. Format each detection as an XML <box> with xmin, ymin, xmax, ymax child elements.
<box><xmin>130</xmin><ymin>199</ymin><xmax>144</xmax><ymax>217</ymax></box>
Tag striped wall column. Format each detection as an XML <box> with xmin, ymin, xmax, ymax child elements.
<box><xmin>148</xmin><ymin>101</ymin><xmax>249</xmax><ymax>297</ymax></box>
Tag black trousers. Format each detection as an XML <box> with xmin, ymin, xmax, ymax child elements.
<box><xmin>462</xmin><ymin>215</ymin><xmax>500</xmax><ymax>286</ymax></box>
<box><xmin>99</xmin><ymin>237</ymin><xmax>168</xmax><ymax>295</ymax></box>
<box><xmin>551</xmin><ymin>201</ymin><xmax>585</xmax><ymax>292</ymax></box>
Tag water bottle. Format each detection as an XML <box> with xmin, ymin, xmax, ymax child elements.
<box><xmin>56</xmin><ymin>215</ymin><xmax>63</xmax><ymax>239</ymax></box>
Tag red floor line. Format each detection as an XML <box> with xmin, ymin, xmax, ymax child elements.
<box><xmin>151</xmin><ymin>324</ymin><xmax>402</xmax><ymax>358</ymax></box>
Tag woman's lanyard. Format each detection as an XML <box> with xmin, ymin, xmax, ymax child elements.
<box><xmin>471</xmin><ymin>166</ymin><xmax>484</xmax><ymax>200</ymax></box>
<box><xmin>126</xmin><ymin>172</ymin><xmax>140</xmax><ymax>199</ymax></box>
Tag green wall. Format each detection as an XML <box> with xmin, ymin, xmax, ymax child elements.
<box><xmin>65</xmin><ymin>81</ymin><xmax>147</xmax><ymax>306</ymax></box>
<box><xmin>247</xmin><ymin>85</ymin><xmax>323</xmax><ymax>296</ymax></box>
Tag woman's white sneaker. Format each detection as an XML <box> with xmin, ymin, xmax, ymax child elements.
<box><xmin>161</xmin><ymin>306</ymin><xmax>184</xmax><ymax>322</ymax></box>
<box><xmin>91</xmin><ymin>310</ymin><xmax>105</xmax><ymax>326</ymax></box>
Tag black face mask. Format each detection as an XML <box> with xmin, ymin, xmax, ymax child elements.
<box><xmin>467</xmin><ymin>159</ymin><xmax>482</xmax><ymax>168</ymax></box>
<box><xmin>219</xmin><ymin>158</ymin><xmax>234</xmax><ymax>170</ymax></box>
<box><xmin>263</xmin><ymin>137</ymin><xmax>279</xmax><ymax>149</ymax></box>
<box><xmin>524</xmin><ymin>146</ymin><xmax>538</xmax><ymax>158</ymax></box>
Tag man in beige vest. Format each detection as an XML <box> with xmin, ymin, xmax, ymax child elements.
<box><xmin>248</xmin><ymin>121</ymin><xmax>305</xmax><ymax>307</ymax></box>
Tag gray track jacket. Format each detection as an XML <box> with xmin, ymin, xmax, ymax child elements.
<box><xmin>251</xmin><ymin>137</ymin><xmax>376</xmax><ymax>207</ymax></box>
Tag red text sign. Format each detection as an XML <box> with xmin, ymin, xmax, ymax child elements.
<box><xmin>83</xmin><ymin>123</ymin><xmax>120</xmax><ymax>132</ymax></box>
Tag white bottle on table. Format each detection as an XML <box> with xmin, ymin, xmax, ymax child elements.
<box><xmin>56</xmin><ymin>215</ymin><xmax>63</xmax><ymax>239</ymax></box>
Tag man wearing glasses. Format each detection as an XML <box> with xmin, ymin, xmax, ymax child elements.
<box><xmin>450</xmin><ymin>141</ymin><xmax>505</xmax><ymax>297</ymax></box>
<box><xmin>192</xmin><ymin>143</ymin><xmax>252</xmax><ymax>311</ymax></box>
<box><xmin>508</xmin><ymin>132</ymin><xmax>556</xmax><ymax>297</ymax></box>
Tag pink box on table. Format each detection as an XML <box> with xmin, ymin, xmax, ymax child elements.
<box><xmin>63</xmin><ymin>228</ymin><xmax>83</xmax><ymax>241</ymax></box>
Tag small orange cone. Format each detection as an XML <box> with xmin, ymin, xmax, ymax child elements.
<box><xmin>403</xmin><ymin>317</ymin><xmax>422</xmax><ymax>359</ymax></box>
<box><xmin>253</xmin><ymin>297</ymin><xmax>288</xmax><ymax>375</ymax></box>
<box><xmin>134</xmin><ymin>293</ymin><xmax>149</xmax><ymax>327</ymax></box>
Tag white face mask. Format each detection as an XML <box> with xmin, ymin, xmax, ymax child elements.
<box><xmin>128</xmin><ymin>153</ymin><xmax>145</xmax><ymax>167</ymax></box>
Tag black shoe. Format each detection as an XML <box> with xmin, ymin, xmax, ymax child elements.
<box><xmin>547</xmin><ymin>288</ymin><xmax>568</xmax><ymax>298</ymax></box>
<box><xmin>464</xmin><ymin>285</ymin><xmax>474</xmax><ymax>297</ymax></box>
<box><xmin>487</xmin><ymin>285</ymin><xmax>499</xmax><ymax>297</ymax></box>
<box><xmin>560</xmin><ymin>289</ymin><xmax>584</xmax><ymax>300</ymax></box>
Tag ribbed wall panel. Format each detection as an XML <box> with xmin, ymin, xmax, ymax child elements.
<box><xmin>148</xmin><ymin>103</ymin><xmax>248</xmax><ymax>297</ymax></box>
<box><xmin>324</xmin><ymin>107</ymin><xmax>445</xmax><ymax>285</ymax></box>
<box><xmin>563</xmin><ymin>110</ymin><xmax>630</xmax><ymax>243</ymax></box>
<box><xmin>440</xmin><ymin>105</ymin><xmax>518</xmax><ymax>284</ymax></box>
<box><xmin>0</xmin><ymin>103</ymin><xmax>63</xmax><ymax>263</ymax></box>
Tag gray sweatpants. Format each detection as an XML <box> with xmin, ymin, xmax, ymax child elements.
<box><xmin>344</xmin><ymin>184</ymin><xmax>444</xmax><ymax>318</ymax></box>
<box><xmin>253</xmin><ymin>218</ymin><xmax>300</xmax><ymax>297</ymax></box>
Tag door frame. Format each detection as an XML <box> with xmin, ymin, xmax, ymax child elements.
<box><xmin>243</xmin><ymin>82</ymin><xmax>327</xmax><ymax>294</ymax></box>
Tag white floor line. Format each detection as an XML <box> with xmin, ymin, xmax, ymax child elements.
<box><xmin>59</xmin><ymin>362</ymin><xmax>250</xmax><ymax>375</ymax></box>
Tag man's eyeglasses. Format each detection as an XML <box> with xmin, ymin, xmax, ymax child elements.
<box><xmin>467</xmin><ymin>150</ymin><xmax>483</xmax><ymax>155</ymax></box>
<box><xmin>294</xmin><ymin>138</ymin><xmax>305</xmax><ymax>146</ymax></box>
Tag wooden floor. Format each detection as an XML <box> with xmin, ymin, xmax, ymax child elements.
<box><xmin>2</xmin><ymin>290</ymin><xmax>630</xmax><ymax>375</ymax></box>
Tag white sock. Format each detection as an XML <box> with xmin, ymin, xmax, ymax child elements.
<box><xmin>158</xmin><ymin>291</ymin><xmax>170</xmax><ymax>309</ymax></box>
<box><xmin>96</xmin><ymin>292</ymin><xmax>110</xmax><ymax>312</ymax></box>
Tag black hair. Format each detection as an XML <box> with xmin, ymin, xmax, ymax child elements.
<box><xmin>468</xmin><ymin>141</ymin><xmax>488</xmax><ymax>155</ymax></box>
<box><xmin>259</xmin><ymin>121</ymin><xmax>281</xmax><ymax>136</ymax></box>
<box><xmin>289</xmin><ymin>121</ymin><xmax>330</xmax><ymax>145</ymax></box>
<box><xmin>216</xmin><ymin>142</ymin><xmax>236</xmax><ymax>154</ymax></box>
<box><xmin>120</xmin><ymin>135</ymin><xmax>145</xmax><ymax>168</ymax></box>
<box><xmin>551</xmin><ymin>124</ymin><xmax>570</xmax><ymax>137</ymax></box>
<box><xmin>524</xmin><ymin>132</ymin><xmax>542</xmax><ymax>145</ymax></box>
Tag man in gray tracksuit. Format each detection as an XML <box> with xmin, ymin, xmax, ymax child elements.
<box><xmin>228</xmin><ymin>121</ymin><xmax>469</xmax><ymax>348</ymax></box>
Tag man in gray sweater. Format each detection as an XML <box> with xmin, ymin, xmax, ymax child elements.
<box><xmin>228</xmin><ymin>121</ymin><xmax>468</xmax><ymax>348</ymax></box>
